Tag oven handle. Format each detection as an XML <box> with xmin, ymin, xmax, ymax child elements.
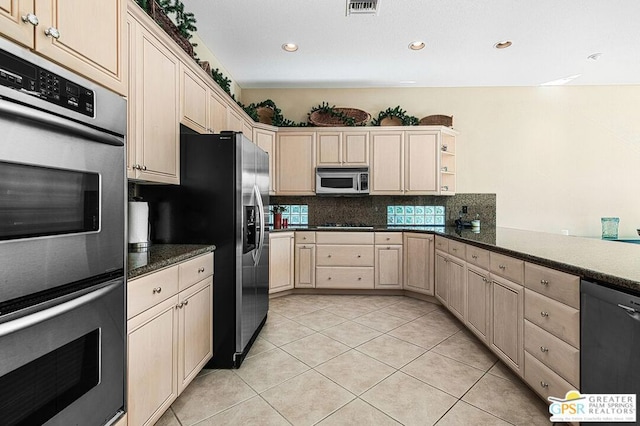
<box><xmin>0</xmin><ymin>97</ymin><xmax>124</xmax><ymax>146</ymax></box>
<box><xmin>0</xmin><ymin>279</ymin><xmax>122</xmax><ymax>338</ymax></box>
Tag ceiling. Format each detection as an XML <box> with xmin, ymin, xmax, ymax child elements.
<box><xmin>182</xmin><ymin>0</ymin><xmax>640</xmax><ymax>89</ymax></box>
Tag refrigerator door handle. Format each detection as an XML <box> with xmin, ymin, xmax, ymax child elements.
<box><xmin>254</xmin><ymin>184</ymin><xmax>265</xmax><ymax>266</ymax></box>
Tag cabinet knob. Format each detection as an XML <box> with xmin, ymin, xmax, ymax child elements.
<box><xmin>540</xmin><ymin>311</ymin><xmax>549</xmax><ymax>317</ymax></box>
<box><xmin>21</xmin><ymin>13</ymin><xmax>39</xmax><ymax>26</ymax></box>
<box><xmin>183</xmin><ymin>300</ymin><xmax>189</xmax><ymax>306</ymax></box>
<box><xmin>540</xmin><ymin>381</ymin><xmax>549</xmax><ymax>388</ymax></box>
<box><xmin>328</xmin><ymin>254</ymin><xmax>332</xmax><ymax>258</ymax></box>
<box><xmin>386</xmin><ymin>237</ymin><xmax>390</xmax><ymax>241</ymax></box>
<box><xmin>472</xmin><ymin>254</ymin><xmax>478</xmax><ymax>259</ymax></box>
<box><xmin>358</xmin><ymin>277</ymin><xmax>362</xmax><ymax>280</ymax></box>
<box><xmin>142</xmin><ymin>165</ymin><xmax>147</xmax><ymax>171</ymax></box>
<box><xmin>540</xmin><ymin>279</ymin><xmax>549</xmax><ymax>286</ymax></box>
<box><xmin>176</xmin><ymin>302</ymin><xmax>184</xmax><ymax>309</ymax></box>
<box><xmin>452</xmin><ymin>248</ymin><xmax>457</xmax><ymax>251</ymax></box>
<box><xmin>44</xmin><ymin>26</ymin><xmax>61</xmax><ymax>39</ymax></box>
<box><xmin>499</xmin><ymin>264</ymin><xmax>506</xmax><ymax>270</ymax></box>
<box><xmin>357</xmin><ymin>254</ymin><xmax>361</xmax><ymax>258</ymax></box>
<box><xmin>152</xmin><ymin>287</ymin><xmax>162</xmax><ymax>294</ymax></box>
<box><xmin>198</xmin><ymin>267</ymin><xmax>205</xmax><ymax>273</ymax></box>
<box><xmin>327</xmin><ymin>277</ymin><xmax>332</xmax><ymax>280</ymax></box>
<box><xmin>303</xmin><ymin>236</ymin><xmax>307</xmax><ymax>240</ymax></box>
<box><xmin>540</xmin><ymin>346</ymin><xmax>549</xmax><ymax>353</ymax></box>
<box><xmin>387</xmin><ymin>246</ymin><xmax>390</xmax><ymax>249</ymax></box>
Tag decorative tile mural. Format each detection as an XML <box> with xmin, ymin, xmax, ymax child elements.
<box><xmin>387</xmin><ymin>205</ymin><xmax>445</xmax><ymax>226</ymax></box>
<box><xmin>268</xmin><ymin>204</ymin><xmax>308</xmax><ymax>225</ymax></box>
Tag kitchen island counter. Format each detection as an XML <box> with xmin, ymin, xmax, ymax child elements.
<box><xmin>128</xmin><ymin>244</ymin><xmax>216</xmax><ymax>279</ymax></box>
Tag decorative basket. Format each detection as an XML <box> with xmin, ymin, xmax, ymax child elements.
<box><xmin>149</xmin><ymin>1</ymin><xmax>195</xmax><ymax>58</ymax></box>
<box><xmin>308</xmin><ymin>108</ymin><xmax>370</xmax><ymax>127</ymax></box>
<box><xmin>419</xmin><ymin>115</ymin><xmax>453</xmax><ymax>127</ymax></box>
<box><xmin>199</xmin><ymin>61</ymin><xmax>211</xmax><ymax>74</ymax></box>
<box><xmin>256</xmin><ymin>106</ymin><xmax>274</xmax><ymax>125</ymax></box>
<box><xmin>379</xmin><ymin>116</ymin><xmax>403</xmax><ymax>126</ymax></box>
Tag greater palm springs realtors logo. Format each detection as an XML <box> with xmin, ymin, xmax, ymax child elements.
<box><xmin>548</xmin><ymin>390</ymin><xmax>636</xmax><ymax>422</ymax></box>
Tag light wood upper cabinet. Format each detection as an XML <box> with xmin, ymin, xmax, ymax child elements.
<box><xmin>403</xmin><ymin>233</ymin><xmax>434</xmax><ymax>295</ymax></box>
<box><xmin>242</xmin><ymin>120</ymin><xmax>253</xmax><ymax>142</ymax></box>
<box><xmin>227</xmin><ymin>108</ymin><xmax>243</xmax><ymax>132</ymax></box>
<box><xmin>317</xmin><ymin>131</ymin><xmax>369</xmax><ymax>166</ymax></box>
<box><xmin>1</xmin><ymin>0</ymin><xmax>126</xmax><ymax>95</ymax></box>
<box><xmin>491</xmin><ymin>275</ymin><xmax>524</xmax><ymax>376</ymax></box>
<box><xmin>276</xmin><ymin>131</ymin><xmax>316</xmax><ymax>195</ymax></box>
<box><xmin>404</xmin><ymin>131</ymin><xmax>438</xmax><ymax>194</ymax></box>
<box><xmin>127</xmin><ymin>9</ymin><xmax>180</xmax><ymax>184</ymax></box>
<box><xmin>180</xmin><ymin>64</ymin><xmax>208</xmax><ymax>134</ymax></box>
<box><xmin>269</xmin><ymin>232</ymin><xmax>295</xmax><ymax>293</ymax></box>
<box><xmin>370</xmin><ymin>131</ymin><xmax>404</xmax><ymax>194</ymax></box>
<box><xmin>208</xmin><ymin>90</ymin><xmax>228</xmax><ymax>134</ymax></box>
<box><xmin>254</xmin><ymin>128</ymin><xmax>276</xmax><ymax>194</ymax></box>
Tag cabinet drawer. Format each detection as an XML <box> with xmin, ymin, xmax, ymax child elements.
<box><xmin>490</xmin><ymin>252</ymin><xmax>524</xmax><ymax>284</ymax></box>
<box><xmin>375</xmin><ymin>232</ymin><xmax>403</xmax><ymax>245</ymax></box>
<box><xmin>316</xmin><ymin>232</ymin><xmax>374</xmax><ymax>244</ymax></box>
<box><xmin>524</xmin><ymin>263</ymin><xmax>580</xmax><ymax>309</ymax></box>
<box><xmin>316</xmin><ymin>267</ymin><xmax>374</xmax><ymax>289</ymax></box>
<box><xmin>448</xmin><ymin>240</ymin><xmax>466</xmax><ymax>259</ymax></box>
<box><xmin>466</xmin><ymin>245</ymin><xmax>490</xmax><ymax>270</ymax></box>
<box><xmin>524</xmin><ymin>320</ymin><xmax>580</xmax><ymax>387</ymax></box>
<box><xmin>525</xmin><ymin>289</ymin><xmax>579</xmax><ymax>348</ymax></box>
<box><xmin>178</xmin><ymin>252</ymin><xmax>214</xmax><ymax>291</ymax></box>
<box><xmin>128</xmin><ymin>266</ymin><xmax>179</xmax><ymax>319</ymax></box>
<box><xmin>524</xmin><ymin>351</ymin><xmax>576</xmax><ymax>401</ymax></box>
<box><xmin>295</xmin><ymin>231</ymin><xmax>316</xmax><ymax>244</ymax></box>
<box><xmin>316</xmin><ymin>245</ymin><xmax>374</xmax><ymax>266</ymax></box>
<box><xmin>435</xmin><ymin>236</ymin><xmax>449</xmax><ymax>251</ymax></box>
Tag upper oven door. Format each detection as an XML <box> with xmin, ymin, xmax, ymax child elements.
<box><xmin>0</xmin><ymin>100</ymin><xmax>125</xmax><ymax>304</ymax></box>
<box><xmin>316</xmin><ymin>167</ymin><xmax>365</xmax><ymax>195</ymax></box>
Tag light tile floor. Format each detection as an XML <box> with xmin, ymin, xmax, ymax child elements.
<box><xmin>155</xmin><ymin>294</ymin><xmax>553</xmax><ymax>426</ymax></box>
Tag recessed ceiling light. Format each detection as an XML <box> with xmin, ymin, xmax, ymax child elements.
<box><xmin>540</xmin><ymin>74</ymin><xmax>582</xmax><ymax>86</ymax></box>
<box><xmin>587</xmin><ymin>52</ymin><xmax>603</xmax><ymax>61</ymax></box>
<box><xmin>282</xmin><ymin>43</ymin><xmax>298</xmax><ymax>52</ymax></box>
<box><xmin>409</xmin><ymin>41</ymin><xmax>425</xmax><ymax>50</ymax></box>
<box><xmin>399</xmin><ymin>80</ymin><xmax>416</xmax><ymax>84</ymax></box>
<box><xmin>494</xmin><ymin>40</ymin><xmax>512</xmax><ymax>49</ymax></box>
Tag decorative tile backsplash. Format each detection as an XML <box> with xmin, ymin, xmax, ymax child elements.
<box><xmin>268</xmin><ymin>204</ymin><xmax>308</xmax><ymax>225</ymax></box>
<box><xmin>387</xmin><ymin>205</ymin><xmax>446</xmax><ymax>225</ymax></box>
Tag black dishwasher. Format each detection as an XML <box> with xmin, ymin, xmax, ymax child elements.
<box><xmin>581</xmin><ymin>279</ymin><xmax>640</xmax><ymax>396</ymax></box>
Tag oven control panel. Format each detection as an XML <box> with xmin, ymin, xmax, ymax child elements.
<box><xmin>0</xmin><ymin>48</ymin><xmax>94</xmax><ymax>117</ymax></box>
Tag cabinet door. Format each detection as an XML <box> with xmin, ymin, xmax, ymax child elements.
<box><xmin>36</xmin><ymin>0</ymin><xmax>126</xmax><ymax>95</ymax></box>
<box><xmin>269</xmin><ymin>232</ymin><xmax>295</xmax><ymax>293</ymax></box>
<box><xmin>133</xmin><ymin>21</ymin><xmax>180</xmax><ymax>183</ymax></box>
<box><xmin>375</xmin><ymin>245</ymin><xmax>403</xmax><ymax>289</ymax></box>
<box><xmin>317</xmin><ymin>132</ymin><xmax>342</xmax><ymax>166</ymax></box>
<box><xmin>0</xmin><ymin>0</ymin><xmax>33</xmax><ymax>47</ymax></box>
<box><xmin>466</xmin><ymin>266</ymin><xmax>491</xmax><ymax>343</ymax></box>
<box><xmin>370</xmin><ymin>131</ymin><xmax>403</xmax><ymax>194</ymax></box>
<box><xmin>434</xmin><ymin>250</ymin><xmax>448</xmax><ymax>304</ymax></box>
<box><xmin>177</xmin><ymin>277</ymin><xmax>213</xmax><ymax>394</ymax></box>
<box><xmin>208</xmin><ymin>90</ymin><xmax>228</xmax><ymax>134</ymax></box>
<box><xmin>491</xmin><ymin>276</ymin><xmax>524</xmax><ymax>376</ymax></box>
<box><xmin>128</xmin><ymin>295</ymin><xmax>179</xmax><ymax>426</ymax></box>
<box><xmin>242</xmin><ymin>120</ymin><xmax>253</xmax><ymax>142</ymax></box>
<box><xmin>180</xmin><ymin>65</ymin><xmax>208</xmax><ymax>134</ymax></box>
<box><xmin>227</xmin><ymin>108</ymin><xmax>243</xmax><ymax>132</ymax></box>
<box><xmin>254</xmin><ymin>128</ymin><xmax>276</xmax><ymax>194</ymax></box>
<box><xmin>126</xmin><ymin>13</ymin><xmax>137</xmax><ymax>179</ymax></box>
<box><xmin>295</xmin><ymin>244</ymin><xmax>315</xmax><ymax>288</ymax></box>
<box><xmin>276</xmin><ymin>132</ymin><xmax>316</xmax><ymax>195</ymax></box>
<box><xmin>405</xmin><ymin>131</ymin><xmax>438</xmax><ymax>194</ymax></box>
<box><xmin>403</xmin><ymin>233</ymin><xmax>434</xmax><ymax>295</ymax></box>
<box><xmin>447</xmin><ymin>256</ymin><xmax>466</xmax><ymax>321</ymax></box>
<box><xmin>343</xmin><ymin>131</ymin><xmax>369</xmax><ymax>165</ymax></box>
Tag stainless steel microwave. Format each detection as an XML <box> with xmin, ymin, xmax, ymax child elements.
<box><xmin>316</xmin><ymin>167</ymin><xmax>369</xmax><ymax>195</ymax></box>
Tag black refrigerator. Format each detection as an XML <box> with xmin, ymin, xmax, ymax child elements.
<box><xmin>141</xmin><ymin>131</ymin><xmax>269</xmax><ymax>368</ymax></box>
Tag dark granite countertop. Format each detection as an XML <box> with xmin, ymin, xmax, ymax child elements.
<box><xmin>272</xmin><ymin>225</ymin><xmax>640</xmax><ymax>294</ymax></box>
<box><xmin>128</xmin><ymin>244</ymin><xmax>216</xmax><ymax>280</ymax></box>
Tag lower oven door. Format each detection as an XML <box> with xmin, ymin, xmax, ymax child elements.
<box><xmin>0</xmin><ymin>278</ymin><xmax>124</xmax><ymax>426</ymax></box>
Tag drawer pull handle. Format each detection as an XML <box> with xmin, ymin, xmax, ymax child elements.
<box><xmin>540</xmin><ymin>279</ymin><xmax>549</xmax><ymax>285</ymax></box>
<box><xmin>472</xmin><ymin>254</ymin><xmax>478</xmax><ymax>259</ymax></box>
<box><xmin>328</xmin><ymin>277</ymin><xmax>332</xmax><ymax>280</ymax></box>
<box><xmin>386</xmin><ymin>237</ymin><xmax>390</xmax><ymax>240</ymax></box>
<box><xmin>540</xmin><ymin>311</ymin><xmax>549</xmax><ymax>317</ymax></box>
<box><xmin>540</xmin><ymin>346</ymin><xmax>549</xmax><ymax>353</ymax></box>
<box><xmin>198</xmin><ymin>267</ymin><xmax>205</xmax><ymax>273</ymax></box>
<box><xmin>540</xmin><ymin>381</ymin><xmax>549</xmax><ymax>388</ymax></box>
<box><xmin>358</xmin><ymin>277</ymin><xmax>362</xmax><ymax>280</ymax></box>
<box><xmin>357</xmin><ymin>255</ymin><xmax>361</xmax><ymax>258</ymax></box>
<box><xmin>452</xmin><ymin>248</ymin><xmax>457</xmax><ymax>251</ymax></box>
<box><xmin>303</xmin><ymin>237</ymin><xmax>307</xmax><ymax>240</ymax></box>
<box><xmin>153</xmin><ymin>287</ymin><xmax>162</xmax><ymax>294</ymax></box>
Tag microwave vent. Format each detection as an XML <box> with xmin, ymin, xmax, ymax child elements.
<box><xmin>346</xmin><ymin>0</ymin><xmax>379</xmax><ymax>16</ymax></box>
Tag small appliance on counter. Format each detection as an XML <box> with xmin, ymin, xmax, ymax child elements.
<box><xmin>128</xmin><ymin>197</ymin><xmax>151</xmax><ymax>250</ymax></box>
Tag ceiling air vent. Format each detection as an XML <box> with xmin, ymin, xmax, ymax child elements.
<box><xmin>346</xmin><ymin>0</ymin><xmax>379</xmax><ymax>16</ymax></box>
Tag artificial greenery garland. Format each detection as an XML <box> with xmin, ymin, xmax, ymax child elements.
<box><xmin>136</xmin><ymin>0</ymin><xmax>197</xmax><ymax>52</ymax></box>
<box><xmin>372</xmin><ymin>106</ymin><xmax>419</xmax><ymax>126</ymax></box>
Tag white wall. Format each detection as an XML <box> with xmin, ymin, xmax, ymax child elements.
<box><xmin>242</xmin><ymin>86</ymin><xmax>640</xmax><ymax>238</ymax></box>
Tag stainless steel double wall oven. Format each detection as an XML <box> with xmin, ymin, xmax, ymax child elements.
<box><xmin>0</xmin><ymin>39</ymin><xmax>126</xmax><ymax>425</ymax></box>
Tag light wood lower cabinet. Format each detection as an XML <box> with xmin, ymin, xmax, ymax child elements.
<box><xmin>127</xmin><ymin>253</ymin><xmax>213</xmax><ymax>426</ymax></box>
<box><xmin>269</xmin><ymin>232</ymin><xmax>295</xmax><ymax>293</ymax></box>
<box><xmin>295</xmin><ymin>244</ymin><xmax>316</xmax><ymax>288</ymax></box>
<box><xmin>375</xmin><ymin>245</ymin><xmax>403</xmax><ymax>289</ymax></box>
<box><xmin>434</xmin><ymin>250</ymin><xmax>449</xmax><ymax>304</ymax></box>
<box><xmin>403</xmin><ymin>233</ymin><xmax>434</xmax><ymax>294</ymax></box>
<box><xmin>490</xmin><ymin>275</ymin><xmax>524</xmax><ymax>376</ymax></box>
<box><xmin>465</xmin><ymin>265</ymin><xmax>491</xmax><ymax>344</ymax></box>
